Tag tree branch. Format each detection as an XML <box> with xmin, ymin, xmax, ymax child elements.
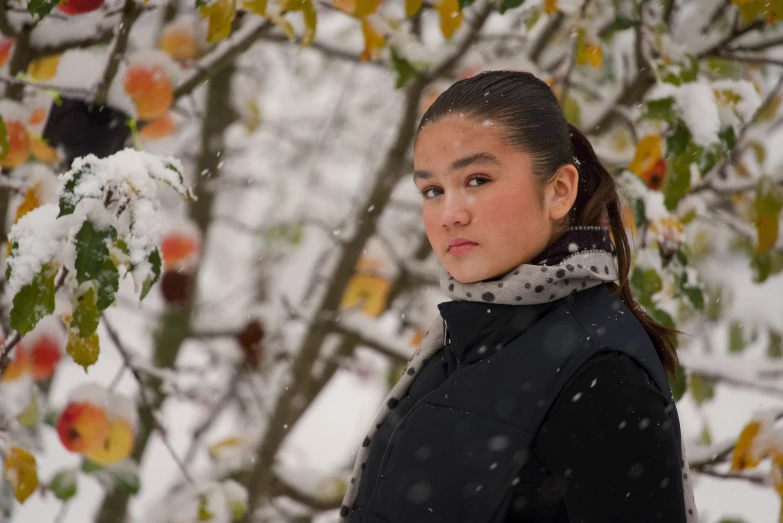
<box><xmin>173</xmin><ymin>18</ymin><xmax>274</xmax><ymax>101</ymax></box>
<box><xmin>93</xmin><ymin>0</ymin><xmax>142</xmax><ymax>107</ymax></box>
<box><xmin>103</xmin><ymin>314</ymin><xmax>196</xmax><ymax>486</ymax></box>
<box><xmin>528</xmin><ymin>12</ymin><xmax>564</xmax><ymax>65</ymax></box>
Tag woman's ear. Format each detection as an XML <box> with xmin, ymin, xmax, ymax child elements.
<box><xmin>546</xmin><ymin>164</ymin><xmax>579</xmax><ymax>222</ymax></box>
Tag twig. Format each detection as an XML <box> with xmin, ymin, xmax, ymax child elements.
<box><xmin>102</xmin><ymin>314</ymin><xmax>196</xmax><ymax>486</ymax></box>
<box><xmin>691</xmin><ymin>466</ymin><xmax>770</xmax><ymax>486</ymax></box>
<box><xmin>528</xmin><ymin>12</ymin><xmax>564</xmax><ymax>64</ymax></box>
<box><xmin>93</xmin><ymin>0</ymin><xmax>142</xmax><ymax>107</ymax></box>
<box><xmin>183</xmin><ymin>376</ymin><xmax>240</xmax><ymax>465</ymax></box>
<box><xmin>558</xmin><ymin>34</ymin><xmax>578</xmax><ymax>106</ymax></box>
<box><xmin>696</xmin><ymin>12</ymin><xmax>765</xmax><ymax>59</ymax></box>
<box><xmin>709</xmin><ymin>51</ymin><xmax>783</xmax><ymax>67</ymax></box>
<box><xmin>30</xmin><ymin>27</ymin><xmax>116</xmax><ymax>60</ymax></box>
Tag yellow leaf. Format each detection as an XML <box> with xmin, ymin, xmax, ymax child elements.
<box><xmin>241</xmin><ymin>0</ymin><xmax>267</xmax><ymax>15</ymax></box>
<box><xmin>340</xmin><ymin>273</ymin><xmax>391</xmax><ymax>317</ymax></box>
<box><xmin>271</xmin><ymin>14</ymin><xmax>296</xmax><ymax>41</ymax></box>
<box><xmin>14</xmin><ymin>182</ymin><xmax>42</xmax><ymax>224</ymax></box>
<box><xmin>435</xmin><ymin>0</ymin><xmax>463</xmax><ymax>39</ymax></box>
<box><xmin>354</xmin><ymin>0</ymin><xmax>381</xmax><ymax>16</ymax></box>
<box><xmin>772</xmin><ymin>454</ymin><xmax>783</xmax><ymax>498</ymax></box>
<box><xmin>628</xmin><ymin>135</ymin><xmax>662</xmax><ymax>176</ymax></box>
<box><xmin>332</xmin><ymin>0</ymin><xmax>354</xmax><ymax>12</ymax></box>
<box><xmin>405</xmin><ymin>0</ymin><xmax>422</xmax><ymax>17</ymax></box>
<box><xmin>544</xmin><ymin>0</ymin><xmax>558</xmax><ymax>15</ymax></box>
<box><xmin>279</xmin><ymin>0</ymin><xmax>318</xmax><ymax>47</ymax></box>
<box><xmin>731</xmin><ymin>420</ymin><xmax>764</xmax><ymax>471</ymax></box>
<box><xmin>360</xmin><ymin>17</ymin><xmax>386</xmax><ymax>61</ymax></box>
<box><xmin>199</xmin><ymin>0</ymin><xmax>237</xmax><ymax>44</ymax></box>
<box><xmin>30</xmin><ymin>135</ymin><xmax>60</xmax><ymax>165</ymax></box>
<box><xmin>575</xmin><ymin>27</ymin><xmax>603</xmax><ymax>68</ymax></box>
<box><xmin>3</xmin><ymin>447</ymin><xmax>38</xmax><ymax>503</ymax></box>
<box><xmin>757</xmin><ymin>213</ymin><xmax>780</xmax><ymax>253</ymax></box>
<box><xmin>66</xmin><ymin>329</ymin><xmax>100</xmax><ymax>372</ymax></box>
<box><xmin>208</xmin><ymin>436</ymin><xmax>245</xmax><ymax>459</ymax></box>
<box><xmin>17</xmin><ymin>396</ymin><xmax>40</xmax><ymax>428</ymax></box>
<box><xmin>27</xmin><ymin>54</ymin><xmax>61</xmax><ymax>82</ymax></box>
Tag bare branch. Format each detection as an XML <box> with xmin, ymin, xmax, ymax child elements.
<box><xmin>93</xmin><ymin>0</ymin><xmax>143</xmax><ymax>106</ymax></box>
<box><xmin>103</xmin><ymin>314</ymin><xmax>196</xmax><ymax>487</ymax></box>
<box><xmin>173</xmin><ymin>18</ymin><xmax>274</xmax><ymax>101</ymax></box>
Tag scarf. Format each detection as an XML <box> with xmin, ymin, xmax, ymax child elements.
<box><xmin>339</xmin><ymin>226</ymin><xmax>697</xmax><ymax>522</ymax></box>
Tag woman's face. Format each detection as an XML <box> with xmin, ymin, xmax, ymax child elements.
<box><xmin>413</xmin><ymin>115</ymin><xmax>578</xmax><ymax>284</ymax></box>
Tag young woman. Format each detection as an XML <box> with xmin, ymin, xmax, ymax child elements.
<box><xmin>339</xmin><ymin>70</ymin><xmax>697</xmax><ymax>523</ymax></box>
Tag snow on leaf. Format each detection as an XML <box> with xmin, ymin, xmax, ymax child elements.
<box><xmin>58</xmin><ymin>163</ymin><xmax>93</xmax><ymax>218</ymax></box>
<box><xmin>74</xmin><ymin>220</ymin><xmax>117</xmax><ymax>285</ymax></box>
<box><xmin>105</xmin><ymin>460</ymin><xmax>141</xmax><ymax>495</ymax></box>
<box><xmin>3</xmin><ymin>447</ymin><xmax>38</xmax><ymax>503</ymax></box>
<box><xmin>10</xmin><ymin>262</ymin><xmax>58</xmax><ymax>337</ymax></box>
<box><xmin>7</xmin><ymin>204</ymin><xmax>62</xmax><ymax>299</ymax></box>
<box><xmin>220</xmin><ymin>480</ymin><xmax>248</xmax><ymax>520</ymax></box>
<box><xmin>49</xmin><ymin>469</ymin><xmax>78</xmax><ymax>501</ymax></box>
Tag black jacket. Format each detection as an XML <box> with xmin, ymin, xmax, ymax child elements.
<box><xmin>348</xmin><ymin>284</ymin><xmax>687</xmax><ymax>523</ymax></box>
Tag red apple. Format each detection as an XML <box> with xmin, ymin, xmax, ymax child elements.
<box><xmin>29</xmin><ymin>336</ymin><xmax>62</xmax><ymax>381</ymax></box>
<box><xmin>57</xmin><ymin>402</ymin><xmax>111</xmax><ymax>453</ymax></box>
<box><xmin>57</xmin><ymin>0</ymin><xmax>104</xmax><ymax>15</ymax></box>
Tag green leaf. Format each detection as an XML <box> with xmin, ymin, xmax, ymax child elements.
<box><xmin>666</xmin><ymin>119</ymin><xmax>691</xmax><ymax>157</ymax></box>
<box><xmin>49</xmin><ymin>469</ymin><xmax>78</xmax><ymax>501</ymax></box>
<box><xmin>0</xmin><ymin>116</ymin><xmax>9</xmax><ymax>162</ymax></box>
<box><xmin>10</xmin><ymin>263</ymin><xmax>58</xmax><ymax>336</ymax></box>
<box><xmin>140</xmin><ymin>249</ymin><xmax>162</xmax><ymax>301</ymax></box>
<box><xmin>689</xmin><ymin>375</ymin><xmax>715</xmax><ymax>405</ymax></box>
<box><xmin>457</xmin><ymin>0</ymin><xmax>475</xmax><ymax>8</ymax></box>
<box><xmin>663</xmin><ymin>145</ymin><xmax>697</xmax><ymax>211</ymax></box>
<box><xmin>729</xmin><ymin>321</ymin><xmax>748</xmax><ymax>354</ymax></box>
<box><xmin>600</xmin><ymin>15</ymin><xmax>639</xmax><ymax>38</ymax></box>
<box><xmin>667</xmin><ymin>362</ymin><xmax>687</xmax><ymax>402</ymax></box>
<box><xmin>751</xmin><ymin>250</ymin><xmax>783</xmax><ymax>283</ymax></box>
<box><xmin>679</xmin><ymin>54</ymin><xmax>699</xmax><ymax>83</ymax></box>
<box><xmin>58</xmin><ymin>164</ymin><xmax>93</xmax><ymax>217</ymax></box>
<box><xmin>768</xmin><ymin>330</ymin><xmax>783</xmax><ymax>359</ymax></box>
<box><xmin>718</xmin><ymin>518</ymin><xmax>749</xmax><ymax>523</ymax></box>
<box><xmin>198</xmin><ymin>495</ymin><xmax>214</xmax><ymax>520</ymax></box>
<box><xmin>719</xmin><ymin>125</ymin><xmax>737</xmax><ymax>150</ymax></box>
<box><xmin>43</xmin><ymin>408</ymin><xmax>58</xmax><ymax>428</ymax></box>
<box><xmin>107</xmin><ymin>462</ymin><xmax>140</xmax><ymax>495</ymax></box>
<box><xmin>632</xmin><ymin>198</ymin><xmax>646</xmax><ymax>229</ymax></box>
<box><xmin>642</xmin><ymin>97</ymin><xmax>676</xmax><ymax>123</ymax></box>
<box><xmin>81</xmin><ymin>460</ymin><xmax>104</xmax><ymax>474</ymax></box>
<box><xmin>700</xmin><ymin>423</ymin><xmax>713</xmax><ymax>446</ymax></box>
<box><xmin>390</xmin><ymin>49</ymin><xmax>418</xmax><ymax>89</ymax></box>
<box><xmin>75</xmin><ymin>220</ymin><xmax>117</xmax><ymax>285</ymax></box>
<box><xmin>651</xmin><ymin>307</ymin><xmax>676</xmax><ymax>331</ymax></box>
<box><xmin>73</xmin><ymin>287</ymin><xmax>101</xmax><ymax>337</ymax></box>
<box><xmin>6</xmin><ymin>241</ymin><xmax>17</xmax><ymax>281</ymax></box>
<box><xmin>96</xmin><ymin>259</ymin><xmax>119</xmax><ymax>311</ymax></box>
<box><xmin>563</xmin><ymin>96</ymin><xmax>581</xmax><ymax>126</ymax></box>
<box><xmin>630</xmin><ymin>267</ymin><xmax>663</xmax><ymax>308</ymax></box>
<box><xmin>17</xmin><ymin>396</ymin><xmax>40</xmax><ymax>428</ymax></box>
<box><xmin>27</xmin><ymin>0</ymin><xmax>60</xmax><ymax>18</ymax></box>
<box><xmin>498</xmin><ymin>0</ymin><xmax>525</xmax><ymax>14</ymax></box>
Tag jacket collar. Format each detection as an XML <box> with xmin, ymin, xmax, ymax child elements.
<box><xmin>437</xmin><ymin>300</ymin><xmax>556</xmax><ymax>365</ymax></box>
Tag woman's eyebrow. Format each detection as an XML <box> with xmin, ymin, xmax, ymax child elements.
<box><xmin>414</xmin><ymin>152</ymin><xmax>500</xmax><ymax>181</ymax></box>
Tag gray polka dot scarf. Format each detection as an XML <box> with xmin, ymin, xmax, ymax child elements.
<box><xmin>339</xmin><ymin>225</ymin><xmax>697</xmax><ymax>521</ymax></box>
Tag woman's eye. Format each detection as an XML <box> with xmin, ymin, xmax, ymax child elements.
<box><xmin>421</xmin><ymin>187</ymin><xmax>442</xmax><ymax>199</ymax></box>
<box><xmin>468</xmin><ymin>176</ymin><xmax>489</xmax><ymax>187</ymax></box>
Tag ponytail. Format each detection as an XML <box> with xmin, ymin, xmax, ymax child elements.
<box><xmin>567</xmin><ymin>123</ymin><xmax>683</xmax><ymax>376</ymax></box>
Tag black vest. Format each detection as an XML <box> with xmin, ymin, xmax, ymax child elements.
<box><xmin>349</xmin><ymin>284</ymin><xmax>682</xmax><ymax>523</ymax></box>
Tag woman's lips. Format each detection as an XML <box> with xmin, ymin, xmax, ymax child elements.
<box><xmin>448</xmin><ymin>243</ymin><xmax>478</xmax><ymax>254</ymax></box>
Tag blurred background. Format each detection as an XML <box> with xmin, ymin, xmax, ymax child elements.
<box><xmin>0</xmin><ymin>0</ymin><xmax>783</xmax><ymax>521</ymax></box>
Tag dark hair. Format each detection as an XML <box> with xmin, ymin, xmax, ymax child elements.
<box><xmin>416</xmin><ymin>70</ymin><xmax>681</xmax><ymax>376</ymax></box>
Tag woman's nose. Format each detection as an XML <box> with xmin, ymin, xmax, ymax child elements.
<box><xmin>441</xmin><ymin>195</ymin><xmax>471</xmax><ymax>228</ymax></box>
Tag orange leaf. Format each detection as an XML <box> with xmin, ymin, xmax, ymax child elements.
<box><xmin>544</xmin><ymin>0</ymin><xmax>558</xmax><ymax>14</ymax></box>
